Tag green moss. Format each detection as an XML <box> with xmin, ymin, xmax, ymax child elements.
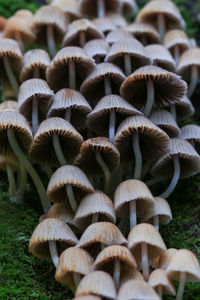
<box><xmin>0</xmin><ymin>0</ymin><xmax>41</xmax><ymax>18</ymax></box>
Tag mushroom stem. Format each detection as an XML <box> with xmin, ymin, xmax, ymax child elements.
<box><xmin>124</xmin><ymin>54</ymin><xmax>132</xmax><ymax>76</ymax></box>
<box><xmin>141</xmin><ymin>242</ymin><xmax>149</xmax><ymax>281</ymax></box>
<box><xmin>176</xmin><ymin>272</ymin><xmax>186</xmax><ymax>300</ymax></box>
<box><xmin>45</xmin><ymin>166</ymin><xmax>53</xmax><ymax>179</ymax></box>
<box><xmin>188</xmin><ymin>65</ymin><xmax>198</xmax><ymax>97</ymax></box>
<box><xmin>52</xmin><ymin>134</ymin><xmax>67</xmax><ymax>166</ymax></box>
<box><xmin>109</xmin><ymin>110</ymin><xmax>116</xmax><ymax>143</ymax></box>
<box><xmin>144</xmin><ymin>80</ymin><xmax>154</xmax><ymax>117</ymax></box>
<box><xmin>130</xmin><ymin>200</ymin><xmax>137</xmax><ymax>229</ymax></box>
<box><xmin>104</xmin><ymin>77</ymin><xmax>112</xmax><ymax>95</ymax></box>
<box><xmin>132</xmin><ymin>132</ymin><xmax>142</xmax><ymax>179</ymax></box>
<box><xmin>157</xmin><ymin>285</ymin><xmax>163</xmax><ymax>299</ymax></box>
<box><xmin>49</xmin><ymin>240</ymin><xmax>59</xmax><ymax>267</ymax></box>
<box><xmin>159</xmin><ymin>156</ymin><xmax>180</xmax><ymax>199</ymax></box>
<box><xmin>113</xmin><ymin>259</ymin><xmax>121</xmax><ymax>289</ymax></box>
<box><xmin>79</xmin><ymin>31</ymin><xmax>86</xmax><ymax>47</ymax></box>
<box><xmin>6</xmin><ymin>164</ymin><xmax>16</xmax><ymax>201</ymax></box>
<box><xmin>95</xmin><ymin>151</ymin><xmax>111</xmax><ymax>194</ymax></box>
<box><xmin>153</xmin><ymin>215</ymin><xmax>159</xmax><ymax>231</ymax></box>
<box><xmin>97</xmin><ymin>0</ymin><xmax>105</xmax><ymax>18</ymax></box>
<box><xmin>73</xmin><ymin>273</ymin><xmax>81</xmax><ymax>289</ymax></box>
<box><xmin>7</xmin><ymin>129</ymin><xmax>51</xmax><ymax>213</ymax></box>
<box><xmin>47</xmin><ymin>24</ymin><xmax>56</xmax><ymax>58</ymax></box>
<box><xmin>65</xmin><ymin>109</ymin><xmax>71</xmax><ymax>123</ymax></box>
<box><xmin>69</xmin><ymin>61</ymin><xmax>76</xmax><ymax>90</ymax></box>
<box><xmin>32</xmin><ymin>96</ymin><xmax>39</xmax><ymax>135</ymax></box>
<box><xmin>66</xmin><ymin>184</ymin><xmax>77</xmax><ymax>213</ymax></box>
<box><xmin>15</xmin><ymin>164</ymin><xmax>27</xmax><ymax>201</ymax></box>
<box><xmin>173</xmin><ymin>45</ymin><xmax>180</xmax><ymax>65</ymax></box>
<box><xmin>3</xmin><ymin>56</ymin><xmax>19</xmax><ymax>96</ymax></box>
<box><xmin>92</xmin><ymin>213</ymin><xmax>99</xmax><ymax>223</ymax></box>
<box><xmin>157</xmin><ymin>13</ymin><xmax>166</xmax><ymax>41</ymax></box>
<box><xmin>170</xmin><ymin>104</ymin><xmax>177</xmax><ymax>122</ymax></box>
<box><xmin>15</xmin><ymin>31</ymin><xmax>24</xmax><ymax>53</ymax></box>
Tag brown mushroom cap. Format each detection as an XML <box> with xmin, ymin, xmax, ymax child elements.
<box><xmin>177</xmin><ymin>48</ymin><xmax>200</xmax><ymax>81</ymax></box>
<box><xmin>120</xmin><ymin>65</ymin><xmax>187</xmax><ymax>110</ymax></box>
<box><xmin>181</xmin><ymin>125</ymin><xmax>200</xmax><ymax>152</ymax></box>
<box><xmin>47</xmin><ymin>203</ymin><xmax>74</xmax><ymax>225</ymax></box>
<box><xmin>29</xmin><ymin>218</ymin><xmax>78</xmax><ymax>260</ymax></box>
<box><xmin>119</xmin><ymin>0</ymin><xmax>137</xmax><ymax>16</ymax></box>
<box><xmin>74</xmin><ymin>137</ymin><xmax>120</xmax><ymax>175</ymax></box>
<box><xmin>157</xmin><ymin>248</ymin><xmax>178</xmax><ymax>269</ymax></box>
<box><xmin>46</xmin><ymin>46</ymin><xmax>96</xmax><ymax>91</ymax></box>
<box><xmin>80</xmin><ymin>0</ymin><xmax>119</xmax><ymax>18</ymax></box>
<box><xmin>51</xmin><ymin>0</ymin><xmax>81</xmax><ymax>20</ymax></box>
<box><xmin>115</xmin><ymin>115</ymin><xmax>170</xmax><ymax>162</ymax></box>
<box><xmin>173</xmin><ymin>96</ymin><xmax>194</xmax><ymax>121</ymax></box>
<box><xmin>125</xmin><ymin>22</ymin><xmax>160</xmax><ymax>45</ymax></box>
<box><xmin>148</xmin><ymin>268</ymin><xmax>176</xmax><ymax>296</ymax></box>
<box><xmin>20</xmin><ymin>49</ymin><xmax>51</xmax><ymax>82</ymax></box>
<box><xmin>106</xmin><ymin>12</ymin><xmax>127</xmax><ymax>28</ymax></box>
<box><xmin>0</xmin><ymin>153</ymin><xmax>19</xmax><ymax>172</ymax></box>
<box><xmin>0</xmin><ymin>16</ymin><xmax>7</xmax><ymax>31</ymax></box>
<box><xmin>84</xmin><ymin>39</ymin><xmax>110</xmax><ymax>62</ymax></box>
<box><xmin>48</xmin><ymin>88</ymin><xmax>92</xmax><ymax>130</ymax></box>
<box><xmin>92</xmin><ymin>17</ymin><xmax>116</xmax><ymax>35</ymax></box>
<box><xmin>106</xmin><ymin>29</ymin><xmax>132</xmax><ymax>45</ymax></box>
<box><xmin>0</xmin><ymin>100</ymin><xmax>18</xmax><ymax>113</ymax></box>
<box><xmin>29</xmin><ymin>117</ymin><xmax>83</xmax><ymax>166</ymax></box>
<box><xmin>151</xmin><ymin>138</ymin><xmax>200</xmax><ymax>179</ymax></box>
<box><xmin>55</xmin><ymin>247</ymin><xmax>94</xmax><ymax>286</ymax></box>
<box><xmin>163</xmin><ymin>29</ymin><xmax>190</xmax><ymax>53</ymax></box>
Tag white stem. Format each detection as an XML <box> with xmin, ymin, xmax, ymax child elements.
<box><xmin>45</xmin><ymin>166</ymin><xmax>53</xmax><ymax>179</ymax></box>
<box><xmin>15</xmin><ymin>31</ymin><xmax>24</xmax><ymax>53</ymax></box>
<box><xmin>92</xmin><ymin>213</ymin><xmax>99</xmax><ymax>223</ymax></box>
<box><xmin>95</xmin><ymin>152</ymin><xmax>111</xmax><ymax>194</ymax></box>
<box><xmin>144</xmin><ymin>80</ymin><xmax>154</xmax><ymax>117</ymax></box>
<box><xmin>159</xmin><ymin>156</ymin><xmax>180</xmax><ymax>199</ymax></box>
<box><xmin>66</xmin><ymin>184</ymin><xmax>77</xmax><ymax>213</ymax></box>
<box><xmin>170</xmin><ymin>104</ymin><xmax>177</xmax><ymax>122</ymax></box>
<box><xmin>153</xmin><ymin>215</ymin><xmax>159</xmax><ymax>231</ymax></box>
<box><xmin>69</xmin><ymin>62</ymin><xmax>76</xmax><ymax>90</ymax></box>
<box><xmin>52</xmin><ymin>134</ymin><xmax>67</xmax><ymax>166</ymax></box>
<box><xmin>130</xmin><ymin>200</ymin><xmax>137</xmax><ymax>229</ymax></box>
<box><xmin>97</xmin><ymin>0</ymin><xmax>105</xmax><ymax>18</ymax></box>
<box><xmin>47</xmin><ymin>24</ymin><xmax>56</xmax><ymax>58</ymax></box>
<box><xmin>124</xmin><ymin>54</ymin><xmax>132</xmax><ymax>76</ymax></box>
<box><xmin>104</xmin><ymin>77</ymin><xmax>112</xmax><ymax>95</ymax></box>
<box><xmin>157</xmin><ymin>285</ymin><xmax>162</xmax><ymax>299</ymax></box>
<box><xmin>173</xmin><ymin>45</ymin><xmax>180</xmax><ymax>66</ymax></box>
<box><xmin>3</xmin><ymin>56</ymin><xmax>19</xmax><ymax>96</ymax></box>
<box><xmin>109</xmin><ymin>110</ymin><xmax>116</xmax><ymax>143</ymax></box>
<box><xmin>132</xmin><ymin>132</ymin><xmax>142</xmax><ymax>179</ymax></box>
<box><xmin>73</xmin><ymin>273</ymin><xmax>81</xmax><ymax>289</ymax></box>
<box><xmin>49</xmin><ymin>241</ymin><xmax>59</xmax><ymax>267</ymax></box>
<box><xmin>79</xmin><ymin>31</ymin><xmax>86</xmax><ymax>47</ymax></box>
<box><xmin>157</xmin><ymin>13</ymin><xmax>166</xmax><ymax>41</ymax></box>
<box><xmin>6</xmin><ymin>164</ymin><xmax>16</xmax><ymax>199</ymax></box>
<box><xmin>7</xmin><ymin>129</ymin><xmax>51</xmax><ymax>213</ymax></box>
<box><xmin>32</xmin><ymin>96</ymin><xmax>39</xmax><ymax>135</ymax></box>
<box><xmin>141</xmin><ymin>242</ymin><xmax>149</xmax><ymax>281</ymax></box>
<box><xmin>188</xmin><ymin>65</ymin><xmax>198</xmax><ymax>97</ymax></box>
<box><xmin>65</xmin><ymin>109</ymin><xmax>71</xmax><ymax>123</ymax></box>
<box><xmin>113</xmin><ymin>259</ymin><xmax>121</xmax><ymax>289</ymax></box>
<box><xmin>176</xmin><ymin>272</ymin><xmax>186</xmax><ymax>300</ymax></box>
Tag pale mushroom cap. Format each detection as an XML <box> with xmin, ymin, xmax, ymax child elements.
<box><xmin>106</xmin><ymin>12</ymin><xmax>127</xmax><ymax>28</ymax></box>
<box><xmin>158</xmin><ymin>248</ymin><xmax>178</xmax><ymax>269</ymax></box>
<box><xmin>120</xmin><ymin>268</ymin><xmax>144</xmax><ymax>286</ymax></box>
<box><xmin>117</xmin><ymin>279</ymin><xmax>160</xmax><ymax>300</ymax></box>
<box><xmin>75</xmin><ymin>270</ymin><xmax>117</xmax><ymax>299</ymax></box>
<box><xmin>125</xmin><ymin>22</ymin><xmax>160</xmax><ymax>44</ymax></box>
<box><xmin>14</xmin><ymin>9</ymin><xmax>33</xmax><ymax>19</ymax></box>
<box><xmin>80</xmin><ymin>0</ymin><xmax>120</xmax><ymax>18</ymax></box>
<box><xmin>178</xmin><ymin>48</ymin><xmax>200</xmax><ymax>80</ymax></box>
<box><xmin>120</xmin><ymin>65</ymin><xmax>187</xmax><ymax>110</ymax></box>
<box><xmin>92</xmin><ymin>17</ymin><xmax>115</xmax><ymax>35</ymax></box>
<box><xmin>151</xmin><ymin>138</ymin><xmax>200</xmax><ymax>179</ymax></box>
<box><xmin>46</xmin><ymin>46</ymin><xmax>95</xmax><ymax>91</ymax></box>
<box><xmin>167</xmin><ymin>249</ymin><xmax>200</xmax><ymax>282</ymax></box>
<box><xmin>47</xmin><ymin>165</ymin><xmax>94</xmax><ymax>203</ymax></box>
<box><xmin>174</xmin><ymin>96</ymin><xmax>195</xmax><ymax>121</ymax></box>
<box><xmin>115</xmin><ymin>115</ymin><xmax>170</xmax><ymax>162</ymax></box>
<box><xmin>55</xmin><ymin>247</ymin><xmax>94</xmax><ymax>286</ymax></box>
<box><xmin>114</xmin><ymin>179</ymin><xmax>155</xmax><ymax>218</ymax></box>
<box><xmin>105</xmin><ymin>29</ymin><xmax>132</xmax><ymax>45</ymax></box>
<box><xmin>84</xmin><ymin>39</ymin><xmax>110</xmax><ymax>62</ymax></box>
<box><xmin>51</xmin><ymin>0</ymin><xmax>81</xmax><ymax>19</ymax></box>
<box><xmin>163</xmin><ymin>29</ymin><xmax>190</xmax><ymax>52</ymax></box>
<box><xmin>128</xmin><ymin>223</ymin><xmax>167</xmax><ymax>262</ymax></box>
<box><xmin>181</xmin><ymin>125</ymin><xmax>200</xmax><ymax>149</ymax></box>
<box><xmin>0</xmin><ymin>100</ymin><xmax>18</xmax><ymax>113</ymax></box>
<box><xmin>47</xmin><ymin>203</ymin><xmax>74</xmax><ymax>224</ymax></box>
<box><xmin>74</xmin><ymin>191</ymin><xmax>116</xmax><ymax>229</ymax></box>
<box><xmin>29</xmin><ymin>218</ymin><xmax>78</xmax><ymax>260</ymax></box>
<box><xmin>148</xmin><ymin>268</ymin><xmax>176</xmax><ymax>296</ymax></box>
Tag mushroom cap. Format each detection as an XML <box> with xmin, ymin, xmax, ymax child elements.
<box><xmin>29</xmin><ymin>117</ymin><xmax>83</xmax><ymax>166</ymax></box>
<box><xmin>137</xmin><ymin>0</ymin><xmax>185</xmax><ymax>30</ymax></box>
<box><xmin>0</xmin><ymin>111</ymin><xmax>32</xmax><ymax>155</ymax></box>
<box><xmin>173</xmin><ymin>96</ymin><xmax>194</xmax><ymax>121</ymax></box>
<box><xmin>47</xmin><ymin>203</ymin><xmax>74</xmax><ymax>225</ymax></box>
<box><xmin>106</xmin><ymin>29</ymin><xmax>132</xmax><ymax>45</ymax></box>
<box><xmin>80</xmin><ymin>0</ymin><xmax>119</xmax><ymax>18</ymax></box>
<box><xmin>150</xmin><ymin>109</ymin><xmax>180</xmax><ymax>138</ymax></box>
<box><xmin>125</xmin><ymin>22</ymin><xmax>160</xmax><ymax>44</ymax></box>
<box><xmin>145</xmin><ymin>44</ymin><xmax>176</xmax><ymax>72</ymax></box>
<box><xmin>117</xmin><ymin>279</ymin><xmax>160</xmax><ymax>300</ymax></box>
<box><xmin>63</xmin><ymin>18</ymin><xmax>104</xmax><ymax>47</ymax></box>
<box><xmin>51</xmin><ymin>0</ymin><xmax>81</xmax><ymax>19</ymax></box>
<box><xmin>151</xmin><ymin>138</ymin><xmax>200</xmax><ymax>179</ymax></box>
<box><xmin>128</xmin><ymin>223</ymin><xmax>167</xmax><ymax>262</ymax></box>
<box><xmin>0</xmin><ymin>100</ymin><xmax>18</xmax><ymax>113</ymax></box>
<box><xmin>46</xmin><ymin>46</ymin><xmax>95</xmax><ymax>91</ymax></box>
<box><xmin>84</xmin><ymin>39</ymin><xmax>110</xmax><ymax>62</ymax></box>
<box><xmin>163</xmin><ymin>29</ymin><xmax>190</xmax><ymax>53</ymax></box>
<box><xmin>158</xmin><ymin>248</ymin><xmax>178</xmax><ymax>269</ymax></box>
<box><xmin>74</xmin><ymin>137</ymin><xmax>120</xmax><ymax>175</ymax></box>
<box><xmin>114</xmin><ymin>179</ymin><xmax>155</xmax><ymax>218</ymax></box>
<box><xmin>115</xmin><ymin>115</ymin><xmax>170</xmax><ymax>162</ymax></box>
<box><xmin>167</xmin><ymin>249</ymin><xmax>200</xmax><ymax>282</ymax></box>
<box><xmin>74</xmin><ymin>191</ymin><xmax>116</xmax><ymax>229</ymax></box>
<box><xmin>72</xmin><ymin>297</ymin><xmax>101</xmax><ymax>300</ymax></box>
<box><xmin>2</xmin><ymin>80</ymin><xmax>16</xmax><ymax>101</ymax></box>
<box><xmin>47</xmin><ymin>165</ymin><xmax>94</xmax><ymax>203</ymax></box>
<box><xmin>105</xmin><ymin>37</ymin><xmax>152</xmax><ymax>73</ymax></box>
<box><xmin>20</xmin><ymin>49</ymin><xmax>51</xmax><ymax>82</ymax></box>
<box><xmin>48</xmin><ymin>88</ymin><xmax>92</xmax><ymax>130</ymax></box>
<box><xmin>181</xmin><ymin>125</ymin><xmax>200</xmax><ymax>151</ymax></box>
<box><xmin>120</xmin><ymin>65</ymin><xmax>187</xmax><ymax>110</ymax></box>
<box><xmin>119</xmin><ymin>0</ymin><xmax>137</xmax><ymax>16</ymax></box>
<box><xmin>148</xmin><ymin>268</ymin><xmax>176</xmax><ymax>296</ymax></box>
<box><xmin>55</xmin><ymin>247</ymin><xmax>94</xmax><ymax>286</ymax></box>
<box><xmin>177</xmin><ymin>48</ymin><xmax>200</xmax><ymax>80</ymax></box>
<box><xmin>0</xmin><ymin>153</ymin><xmax>19</xmax><ymax>172</ymax></box>
<box><xmin>141</xmin><ymin>197</ymin><xmax>172</xmax><ymax>225</ymax></box>
<box><xmin>106</xmin><ymin>12</ymin><xmax>127</xmax><ymax>28</ymax></box>
<box><xmin>18</xmin><ymin>78</ymin><xmax>54</xmax><ymax>123</ymax></box>
<box><xmin>14</xmin><ymin>9</ymin><xmax>33</xmax><ymax>18</ymax></box>
<box><xmin>29</xmin><ymin>218</ymin><xmax>78</xmax><ymax>260</ymax></box>
<box><xmin>87</xmin><ymin>95</ymin><xmax>142</xmax><ymax>137</ymax></box>
<box><xmin>0</xmin><ymin>16</ymin><xmax>7</xmax><ymax>31</ymax></box>
<box><xmin>92</xmin><ymin>17</ymin><xmax>116</xmax><ymax>35</ymax></box>
<box><xmin>80</xmin><ymin>62</ymin><xmax>125</xmax><ymax>104</ymax></box>
<box><xmin>120</xmin><ymin>268</ymin><xmax>144</xmax><ymax>286</ymax></box>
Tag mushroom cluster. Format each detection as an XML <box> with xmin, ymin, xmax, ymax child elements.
<box><xmin>0</xmin><ymin>0</ymin><xmax>200</xmax><ymax>299</ymax></box>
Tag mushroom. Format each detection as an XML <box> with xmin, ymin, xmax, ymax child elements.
<box><xmin>29</xmin><ymin>218</ymin><xmax>78</xmax><ymax>267</ymax></box>
<box><xmin>125</xmin><ymin>22</ymin><xmax>160</xmax><ymax>45</ymax></box>
<box><xmin>106</xmin><ymin>12</ymin><xmax>127</xmax><ymax>28</ymax></box>
<box><xmin>46</xmin><ymin>46</ymin><xmax>95</xmax><ymax>91</ymax></box>
<box><xmin>50</xmin><ymin>0</ymin><xmax>81</xmax><ymax>23</ymax></box>
<box><xmin>128</xmin><ymin>223</ymin><xmax>166</xmax><ymax>280</ymax></box>
<box><xmin>18</xmin><ymin>79</ymin><xmax>54</xmax><ymax>134</ymax></box>
<box><xmin>120</xmin><ymin>268</ymin><xmax>144</xmax><ymax>286</ymax></box>
<box><xmin>181</xmin><ymin>124</ymin><xmax>200</xmax><ymax>152</ymax></box>
<box><xmin>148</xmin><ymin>268</ymin><xmax>176</xmax><ymax>299</ymax></box>
<box><xmin>84</xmin><ymin>39</ymin><xmax>110</xmax><ymax>64</ymax></box>
<box><xmin>114</xmin><ymin>179</ymin><xmax>155</xmax><ymax>229</ymax></box>
<box><xmin>94</xmin><ymin>245</ymin><xmax>137</xmax><ymax>289</ymax></box>
<box><xmin>118</xmin><ymin>0</ymin><xmax>137</xmax><ymax>17</ymax></box>
<box><xmin>47</xmin><ymin>203</ymin><xmax>74</xmax><ymax>226</ymax></box>
<box><xmin>106</xmin><ymin>29</ymin><xmax>132</xmax><ymax>46</ymax></box>
<box><xmin>80</xmin><ymin>0</ymin><xmax>120</xmax><ymax>18</ymax></box>
<box><xmin>47</xmin><ymin>165</ymin><xmax>94</xmax><ymax>213</ymax></box>
<box><xmin>33</xmin><ymin>5</ymin><xmax>67</xmax><ymax>57</ymax></box>
<box><xmin>0</xmin><ymin>100</ymin><xmax>18</xmax><ymax>113</ymax></box>
<box><xmin>55</xmin><ymin>247</ymin><xmax>93</xmax><ymax>291</ymax></box>
<box><xmin>2</xmin><ymin>81</ymin><xmax>16</xmax><ymax>101</ymax></box>
<box><xmin>0</xmin><ymin>16</ymin><xmax>7</xmax><ymax>35</ymax></box>
<box><xmin>120</xmin><ymin>65</ymin><xmax>187</xmax><ymax>117</ymax></box>
<box><xmin>14</xmin><ymin>9</ymin><xmax>33</xmax><ymax>18</ymax></box>
<box><xmin>157</xmin><ymin>248</ymin><xmax>178</xmax><ymax>270</ymax></box>
<box><xmin>72</xmin><ymin>296</ymin><xmax>101</xmax><ymax>300</ymax></box>
<box><xmin>167</xmin><ymin>249</ymin><xmax>200</xmax><ymax>300</ymax></box>
<box><xmin>92</xmin><ymin>17</ymin><xmax>116</xmax><ymax>36</ymax></box>
<box><xmin>169</xmin><ymin>96</ymin><xmax>195</xmax><ymax>123</ymax></box>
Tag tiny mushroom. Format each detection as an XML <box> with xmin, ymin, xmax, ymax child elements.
<box><xmin>92</xmin><ymin>17</ymin><xmax>116</xmax><ymax>36</ymax></box>
<box><xmin>47</xmin><ymin>203</ymin><xmax>74</xmax><ymax>226</ymax></box>
<box><xmin>105</xmin><ymin>28</ymin><xmax>132</xmax><ymax>45</ymax></box>
<box><xmin>157</xmin><ymin>248</ymin><xmax>178</xmax><ymax>270</ymax></box>
<box><xmin>106</xmin><ymin>12</ymin><xmax>127</xmax><ymax>28</ymax></box>
<box><xmin>50</xmin><ymin>0</ymin><xmax>81</xmax><ymax>23</ymax></box>
<box><xmin>125</xmin><ymin>22</ymin><xmax>160</xmax><ymax>45</ymax></box>
<box><xmin>80</xmin><ymin>0</ymin><xmax>120</xmax><ymax>18</ymax></box>
<box><xmin>84</xmin><ymin>39</ymin><xmax>110</xmax><ymax>63</ymax></box>
<box><xmin>181</xmin><ymin>124</ymin><xmax>200</xmax><ymax>152</ymax></box>
<box><xmin>120</xmin><ymin>268</ymin><xmax>144</xmax><ymax>286</ymax></box>
<box><xmin>170</xmin><ymin>96</ymin><xmax>195</xmax><ymax>122</ymax></box>
<box><xmin>118</xmin><ymin>0</ymin><xmax>138</xmax><ymax>17</ymax></box>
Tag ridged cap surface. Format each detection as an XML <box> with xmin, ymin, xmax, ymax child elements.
<box><xmin>47</xmin><ymin>203</ymin><xmax>74</xmax><ymax>225</ymax></box>
<box><xmin>84</xmin><ymin>39</ymin><xmax>110</xmax><ymax>62</ymax></box>
<box><xmin>92</xmin><ymin>17</ymin><xmax>116</xmax><ymax>35</ymax></box>
<box><xmin>120</xmin><ymin>269</ymin><xmax>144</xmax><ymax>286</ymax></box>
<box><xmin>158</xmin><ymin>248</ymin><xmax>178</xmax><ymax>269</ymax></box>
<box><xmin>174</xmin><ymin>96</ymin><xmax>194</xmax><ymax>121</ymax></box>
<box><xmin>106</xmin><ymin>29</ymin><xmax>132</xmax><ymax>45</ymax></box>
<box><xmin>163</xmin><ymin>29</ymin><xmax>190</xmax><ymax>52</ymax></box>
<box><xmin>125</xmin><ymin>22</ymin><xmax>160</xmax><ymax>44</ymax></box>
<box><xmin>177</xmin><ymin>48</ymin><xmax>200</xmax><ymax>80</ymax></box>
<box><xmin>51</xmin><ymin>0</ymin><xmax>81</xmax><ymax>19</ymax></box>
<box><xmin>148</xmin><ymin>268</ymin><xmax>176</xmax><ymax>296</ymax></box>
<box><xmin>106</xmin><ymin>12</ymin><xmax>127</xmax><ymax>28</ymax></box>
<box><xmin>181</xmin><ymin>125</ymin><xmax>200</xmax><ymax>150</ymax></box>
<box><xmin>0</xmin><ymin>100</ymin><xmax>18</xmax><ymax>112</ymax></box>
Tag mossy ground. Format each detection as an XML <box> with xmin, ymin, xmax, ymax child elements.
<box><xmin>0</xmin><ymin>0</ymin><xmax>200</xmax><ymax>299</ymax></box>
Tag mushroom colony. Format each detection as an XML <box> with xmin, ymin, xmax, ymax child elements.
<box><xmin>0</xmin><ymin>0</ymin><xmax>200</xmax><ymax>299</ymax></box>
